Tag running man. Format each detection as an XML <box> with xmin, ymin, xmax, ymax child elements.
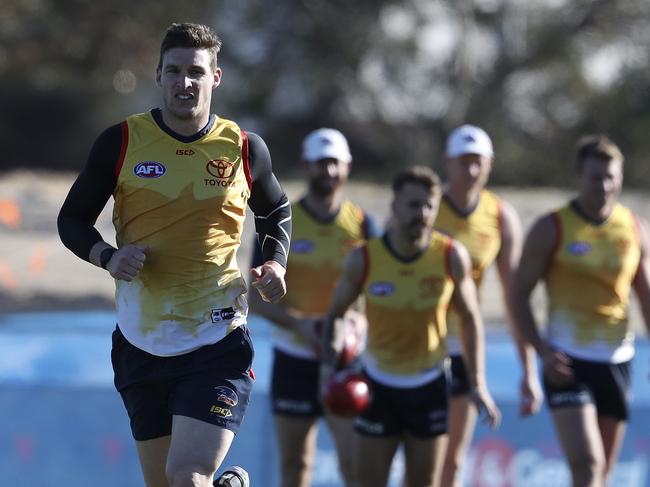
<box><xmin>249</xmin><ymin>128</ymin><xmax>379</xmax><ymax>487</ymax></box>
<box><xmin>512</xmin><ymin>135</ymin><xmax>650</xmax><ymax>487</ymax></box>
<box><xmin>321</xmin><ymin>166</ymin><xmax>500</xmax><ymax>487</ymax></box>
<box><xmin>436</xmin><ymin>125</ymin><xmax>542</xmax><ymax>486</ymax></box>
<box><xmin>58</xmin><ymin>23</ymin><xmax>291</xmax><ymax>487</ymax></box>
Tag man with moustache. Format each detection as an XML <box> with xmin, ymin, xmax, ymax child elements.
<box><xmin>250</xmin><ymin>128</ymin><xmax>379</xmax><ymax>487</ymax></box>
<box><xmin>320</xmin><ymin>166</ymin><xmax>500</xmax><ymax>487</ymax></box>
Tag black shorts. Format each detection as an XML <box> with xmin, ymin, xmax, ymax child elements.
<box><xmin>448</xmin><ymin>354</ymin><xmax>470</xmax><ymax>397</ymax></box>
<box><xmin>271</xmin><ymin>349</ymin><xmax>322</xmax><ymax>417</ymax></box>
<box><xmin>111</xmin><ymin>325</ymin><xmax>255</xmax><ymax>441</ymax></box>
<box><xmin>354</xmin><ymin>371</ymin><xmax>448</xmax><ymax>439</ymax></box>
<box><xmin>543</xmin><ymin>356</ymin><xmax>631</xmax><ymax>421</ymax></box>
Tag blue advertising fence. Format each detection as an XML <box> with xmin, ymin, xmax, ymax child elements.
<box><xmin>0</xmin><ymin>311</ymin><xmax>648</xmax><ymax>486</ymax></box>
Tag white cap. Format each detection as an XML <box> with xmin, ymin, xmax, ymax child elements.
<box><xmin>445</xmin><ymin>124</ymin><xmax>494</xmax><ymax>158</ymax></box>
<box><xmin>301</xmin><ymin>128</ymin><xmax>352</xmax><ymax>163</ymax></box>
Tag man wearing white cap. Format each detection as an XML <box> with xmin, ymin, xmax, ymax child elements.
<box><xmin>250</xmin><ymin>128</ymin><xmax>380</xmax><ymax>487</ymax></box>
<box><xmin>435</xmin><ymin>125</ymin><xmax>543</xmax><ymax>486</ymax></box>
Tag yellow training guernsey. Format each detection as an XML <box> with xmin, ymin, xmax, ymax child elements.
<box><xmin>545</xmin><ymin>202</ymin><xmax>641</xmax><ymax>363</ymax></box>
<box><xmin>435</xmin><ymin>190</ymin><xmax>502</xmax><ymax>355</ymax></box>
<box><xmin>112</xmin><ymin>112</ymin><xmax>251</xmax><ymax>356</ymax></box>
<box><xmin>361</xmin><ymin>233</ymin><xmax>454</xmax><ymax>385</ymax></box>
<box><xmin>274</xmin><ymin>199</ymin><xmax>367</xmax><ymax>358</ymax></box>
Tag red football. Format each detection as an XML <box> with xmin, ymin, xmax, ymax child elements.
<box><xmin>323</xmin><ymin>371</ymin><xmax>370</xmax><ymax>417</ymax></box>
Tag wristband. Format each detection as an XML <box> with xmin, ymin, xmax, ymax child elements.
<box><xmin>99</xmin><ymin>247</ymin><xmax>116</xmax><ymax>269</ymax></box>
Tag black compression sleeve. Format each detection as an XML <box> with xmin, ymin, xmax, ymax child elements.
<box><xmin>247</xmin><ymin>132</ymin><xmax>291</xmax><ymax>268</ymax></box>
<box><xmin>57</xmin><ymin>123</ymin><xmax>122</xmax><ymax>262</ymax></box>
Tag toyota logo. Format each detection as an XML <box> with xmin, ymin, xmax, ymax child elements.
<box><xmin>206</xmin><ymin>159</ymin><xmax>234</xmax><ymax>179</ymax></box>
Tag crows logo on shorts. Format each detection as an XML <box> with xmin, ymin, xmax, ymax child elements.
<box><xmin>214</xmin><ymin>386</ymin><xmax>239</xmax><ymax>407</ymax></box>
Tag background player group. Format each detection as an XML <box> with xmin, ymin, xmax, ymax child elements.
<box><xmin>262</xmin><ymin>125</ymin><xmax>648</xmax><ymax>487</ymax></box>
<box><xmin>58</xmin><ymin>21</ymin><xmax>650</xmax><ymax>487</ymax></box>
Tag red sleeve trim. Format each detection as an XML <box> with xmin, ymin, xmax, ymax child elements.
<box><xmin>550</xmin><ymin>212</ymin><xmax>562</xmax><ymax>257</ymax></box>
<box><xmin>356</xmin><ymin>245</ymin><xmax>370</xmax><ymax>294</ymax></box>
<box><xmin>361</xmin><ymin>210</ymin><xmax>369</xmax><ymax>239</ymax></box>
<box><xmin>445</xmin><ymin>238</ymin><xmax>456</xmax><ymax>284</ymax></box>
<box><xmin>241</xmin><ymin>129</ymin><xmax>252</xmax><ymax>191</ymax></box>
<box><xmin>114</xmin><ymin>121</ymin><xmax>129</xmax><ymax>178</ymax></box>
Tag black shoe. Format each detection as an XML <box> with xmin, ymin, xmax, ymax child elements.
<box><xmin>214</xmin><ymin>465</ymin><xmax>249</xmax><ymax>487</ymax></box>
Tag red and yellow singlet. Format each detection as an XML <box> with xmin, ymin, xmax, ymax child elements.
<box><xmin>113</xmin><ymin>112</ymin><xmax>251</xmax><ymax>356</ymax></box>
<box><xmin>360</xmin><ymin>233</ymin><xmax>454</xmax><ymax>386</ymax></box>
<box><xmin>546</xmin><ymin>203</ymin><xmax>641</xmax><ymax>362</ymax></box>
<box><xmin>434</xmin><ymin>190</ymin><xmax>502</xmax><ymax>355</ymax></box>
<box><xmin>274</xmin><ymin>200</ymin><xmax>367</xmax><ymax>358</ymax></box>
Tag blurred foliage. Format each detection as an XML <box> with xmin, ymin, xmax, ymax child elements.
<box><xmin>1</xmin><ymin>0</ymin><xmax>650</xmax><ymax>187</ymax></box>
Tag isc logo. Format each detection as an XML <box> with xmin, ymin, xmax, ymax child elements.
<box><xmin>176</xmin><ymin>149</ymin><xmax>195</xmax><ymax>156</ymax></box>
<box><xmin>134</xmin><ymin>161</ymin><xmax>166</xmax><ymax>178</ymax></box>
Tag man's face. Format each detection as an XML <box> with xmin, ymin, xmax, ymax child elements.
<box><xmin>306</xmin><ymin>158</ymin><xmax>351</xmax><ymax>197</ymax></box>
<box><xmin>392</xmin><ymin>182</ymin><xmax>440</xmax><ymax>242</ymax></box>
<box><xmin>577</xmin><ymin>156</ymin><xmax>623</xmax><ymax>209</ymax></box>
<box><xmin>156</xmin><ymin>47</ymin><xmax>221</xmax><ymax>122</ymax></box>
<box><xmin>445</xmin><ymin>153</ymin><xmax>492</xmax><ymax>192</ymax></box>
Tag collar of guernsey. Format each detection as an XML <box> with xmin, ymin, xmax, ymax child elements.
<box><xmin>361</xmin><ymin>232</ymin><xmax>454</xmax><ymax>380</ymax></box>
<box><xmin>112</xmin><ymin>111</ymin><xmax>251</xmax><ymax>357</ymax></box>
<box><xmin>272</xmin><ymin>199</ymin><xmax>368</xmax><ymax>360</ymax></box>
<box><xmin>545</xmin><ymin>202</ymin><xmax>641</xmax><ymax>363</ymax></box>
<box><xmin>435</xmin><ymin>189</ymin><xmax>502</xmax><ymax>353</ymax></box>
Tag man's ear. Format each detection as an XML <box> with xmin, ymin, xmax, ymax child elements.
<box><xmin>486</xmin><ymin>156</ymin><xmax>494</xmax><ymax>174</ymax></box>
<box><xmin>213</xmin><ymin>67</ymin><xmax>222</xmax><ymax>89</ymax></box>
<box><xmin>155</xmin><ymin>68</ymin><xmax>162</xmax><ymax>87</ymax></box>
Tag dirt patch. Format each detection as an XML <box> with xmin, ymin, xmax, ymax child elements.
<box><xmin>0</xmin><ymin>170</ymin><xmax>646</xmax><ymax>335</ymax></box>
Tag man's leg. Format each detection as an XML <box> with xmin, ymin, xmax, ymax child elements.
<box><xmin>324</xmin><ymin>412</ymin><xmax>356</xmax><ymax>486</ymax></box>
<box><xmin>270</xmin><ymin>349</ymin><xmax>325</xmax><ymax>487</ymax></box>
<box><xmin>356</xmin><ymin>433</ymin><xmax>400</xmax><ymax>487</ymax></box>
<box><xmin>598</xmin><ymin>417</ymin><xmax>627</xmax><ymax>479</ymax></box>
<box><xmin>136</xmin><ymin>436</ymin><xmax>172</xmax><ymax>487</ymax></box>
<box><xmin>594</xmin><ymin>359</ymin><xmax>631</xmax><ymax>481</ymax></box>
<box><xmin>552</xmin><ymin>405</ymin><xmax>606</xmax><ymax>487</ymax></box>
<box><xmin>441</xmin><ymin>395</ymin><xmax>477</xmax><ymax>487</ymax></box>
<box><xmin>441</xmin><ymin>354</ymin><xmax>475</xmax><ymax>487</ymax></box>
<box><xmin>274</xmin><ymin>415</ymin><xmax>318</xmax><ymax>487</ymax></box>
<box><xmin>404</xmin><ymin>433</ymin><xmax>447</xmax><ymax>487</ymax></box>
<box><xmin>166</xmin><ymin>415</ymin><xmax>235</xmax><ymax>487</ymax></box>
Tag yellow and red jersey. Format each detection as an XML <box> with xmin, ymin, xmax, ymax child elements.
<box><xmin>113</xmin><ymin>112</ymin><xmax>251</xmax><ymax>356</ymax></box>
<box><xmin>360</xmin><ymin>232</ymin><xmax>454</xmax><ymax>385</ymax></box>
<box><xmin>273</xmin><ymin>199</ymin><xmax>368</xmax><ymax>358</ymax></box>
<box><xmin>434</xmin><ymin>190</ymin><xmax>502</xmax><ymax>354</ymax></box>
<box><xmin>545</xmin><ymin>202</ymin><xmax>641</xmax><ymax>362</ymax></box>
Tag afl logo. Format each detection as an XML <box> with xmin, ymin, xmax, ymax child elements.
<box><xmin>206</xmin><ymin>159</ymin><xmax>234</xmax><ymax>179</ymax></box>
<box><xmin>369</xmin><ymin>281</ymin><xmax>396</xmax><ymax>297</ymax></box>
<box><xmin>291</xmin><ymin>239</ymin><xmax>315</xmax><ymax>254</ymax></box>
<box><xmin>566</xmin><ymin>241</ymin><xmax>592</xmax><ymax>256</ymax></box>
<box><xmin>134</xmin><ymin>161</ymin><xmax>166</xmax><ymax>178</ymax></box>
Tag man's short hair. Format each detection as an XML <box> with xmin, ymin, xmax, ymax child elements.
<box><xmin>392</xmin><ymin>166</ymin><xmax>442</xmax><ymax>195</ymax></box>
<box><xmin>576</xmin><ymin>135</ymin><xmax>624</xmax><ymax>171</ymax></box>
<box><xmin>158</xmin><ymin>23</ymin><xmax>222</xmax><ymax>70</ymax></box>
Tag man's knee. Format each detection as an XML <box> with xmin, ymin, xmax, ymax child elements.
<box><xmin>568</xmin><ymin>455</ymin><xmax>606</xmax><ymax>485</ymax></box>
<box><xmin>166</xmin><ymin>461</ymin><xmax>215</xmax><ymax>487</ymax></box>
